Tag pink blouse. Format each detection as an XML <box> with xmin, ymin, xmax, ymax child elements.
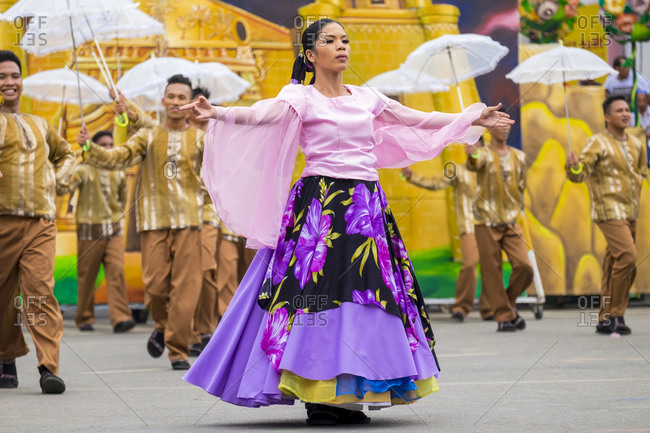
<box><xmin>203</xmin><ymin>84</ymin><xmax>485</xmax><ymax>249</ymax></box>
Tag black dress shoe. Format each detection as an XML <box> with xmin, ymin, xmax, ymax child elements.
<box><xmin>79</xmin><ymin>324</ymin><xmax>94</xmax><ymax>332</ymax></box>
<box><xmin>113</xmin><ymin>320</ymin><xmax>135</xmax><ymax>333</ymax></box>
<box><xmin>612</xmin><ymin>317</ymin><xmax>631</xmax><ymax>335</ymax></box>
<box><xmin>482</xmin><ymin>315</ymin><xmax>495</xmax><ymax>321</ymax></box>
<box><xmin>497</xmin><ymin>321</ymin><xmax>517</xmax><ymax>332</ymax></box>
<box><xmin>171</xmin><ymin>359</ymin><xmax>190</xmax><ymax>370</ymax></box>
<box><xmin>595</xmin><ymin>321</ymin><xmax>613</xmax><ymax>334</ymax></box>
<box><xmin>189</xmin><ymin>343</ymin><xmax>203</xmax><ymax>357</ymax></box>
<box><xmin>511</xmin><ymin>314</ymin><xmax>526</xmax><ymax>330</ymax></box>
<box><xmin>147</xmin><ymin>329</ymin><xmax>165</xmax><ymax>358</ymax></box>
<box><xmin>39</xmin><ymin>367</ymin><xmax>65</xmax><ymax>394</ymax></box>
<box><xmin>200</xmin><ymin>333</ymin><xmax>212</xmax><ymax>347</ymax></box>
<box><xmin>450</xmin><ymin>312</ymin><xmax>465</xmax><ymax>322</ymax></box>
<box><xmin>305</xmin><ymin>403</ymin><xmax>371</xmax><ymax>425</ymax></box>
<box><xmin>0</xmin><ymin>360</ymin><xmax>18</xmax><ymax>389</ymax></box>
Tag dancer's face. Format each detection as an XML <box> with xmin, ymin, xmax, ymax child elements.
<box><xmin>95</xmin><ymin>134</ymin><xmax>113</xmax><ymax>149</ymax></box>
<box><xmin>638</xmin><ymin>93</ymin><xmax>648</xmax><ymax>113</ymax></box>
<box><xmin>162</xmin><ymin>83</ymin><xmax>191</xmax><ymax>121</ymax></box>
<box><xmin>305</xmin><ymin>23</ymin><xmax>349</xmax><ymax>75</ymax></box>
<box><xmin>491</xmin><ymin>124</ymin><xmax>511</xmax><ymax>143</ymax></box>
<box><xmin>0</xmin><ymin>61</ymin><xmax>22</xmax><ymax>106</ymax></box>
<box><xmin>615</xmin><ymin>63</ymin><xmax>630</xmax><ymax>80</ymax></box>
<box><xmin>605</xmin><ymin>99</ymin><xmax>631</xmax><ymax>130</ymax></box>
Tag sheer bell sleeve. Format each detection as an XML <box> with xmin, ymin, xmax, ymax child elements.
<box><xmin>202</xmin><ymin>84</ymin><xmax>304</xmax><ymax>250</ymax></box>
<box><xmin>372</xmin><ymin>97</ymin><xmax>486</xmax><ymax>169</ymax></box>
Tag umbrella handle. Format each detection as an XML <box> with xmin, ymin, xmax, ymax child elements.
<box><xmin>82</xmin><ymin>139</ymin><xmax>90</xmax><ymax>152</ymax></box>
<box><xmin>114</xmin><ymin>112</ymin><xmax>129</xmax><ymax>127</ymax></box>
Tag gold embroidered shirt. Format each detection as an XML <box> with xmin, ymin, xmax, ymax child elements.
<box><xmin>85</xmin><ymin>124</ymin><xmax>205</xmax><ymax>232</ymax></box>
<box><xmin>203</xmin><ymin>201</ymin><xmax>221</xmax><ymax>228</ymax></box>
<box><xmin>466</xmin><ymin>146</ymin><xmax>527</xmax><ymax>226</ymax></box>
<box><xmin>57</xmin><ymin>164</ymin><xmax>127</xmax><ymax>240</ymax></box>
<box><xmin>566</xmin><ymin>131</ymin><xmax>647</xmax><ymax>222</ymax></box>
<box><xmin>408</xmin><ymin>164</ymin><xmax>477</xmax><ymax>235</ymax></box>
<box><xmin>0</xmin><ymin>112</ymin><xmax>75</xmax><ymax>221</ymax></box>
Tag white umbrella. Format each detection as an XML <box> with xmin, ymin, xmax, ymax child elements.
<box><xmin>23</xmin><ymin>67</ymin><xmax>108</xmax><ymax>104</ymax></box>
<box><xmin>117</xmin><ymin>59</ymin><xmax>250</xmax><ymax>110</ymax></box>
<box><xmin>21</xmin><ymin>9</ymin><xmax>163</xmax><ymax>57</ymax></box>
<box><xmin>506</xmin><ymin>44</ymin><xmax>616</xmax><ymax>153</ymax></box>
<box><xmin>189</xmin><ymin>62</ymin><xmax>250</xmax><ymax>105</ymax></box>
<box><xmin>23</xmin><ymin>67</ymin><xmax>109</xmax><ymax>136</ymax></box>
<box><xmin>363</xmin><ymin>69</ymin><xmax>449</xmax><ymax>96</ymax></box>
<box><xmin>2</xmin><ymin>0</ymin><xmax>139</xmax><ymax>142</ymax></box>
<box><xmin>401</xmin><ymin>33</ymin><xmax>509</xmax><ymax>108</ymax></box>
<box><xmin>0</xmin><ymin>0</ymin><xmax>135</xmax><ymax>20</ymax></box>
<box><xmin>116</xmin><ymin>57</ymin><xmax>197</xmax><ymax>110</ymax></box>
<box><xmin>23</xmin><ymin>8</ymin><xmax>164</xmax><ymax>83</ymax></box>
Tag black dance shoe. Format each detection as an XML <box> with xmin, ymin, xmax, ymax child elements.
<box><xmin>0</xmin><ymin>360</ymin><xmax>18</xmax><ymax>389</ymax></box>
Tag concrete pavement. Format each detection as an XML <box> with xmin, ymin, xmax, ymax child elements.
<box><xmin>2</xmin><ymin>304</ymin><xmax>650</xmax><ymax>432</ymax></box>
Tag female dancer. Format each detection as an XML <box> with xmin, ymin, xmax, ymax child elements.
<box><xmin>182</xmin><ymin>18</ymin><xmax>512</xmax><ymax>425</ymax></box>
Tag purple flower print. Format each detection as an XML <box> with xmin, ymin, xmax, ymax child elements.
<box><xmin>270</xmin><ymin>238</ymin><xmax>296</xmax><ymax>285</ymax></box>
<box><xmin>391</xmin><ymin>236</ymin><xmax>408</xmax><ymax>261</ymax></box>
<box><xmin>294</xmin><ymin>199</ymin><xmax>331</xmax><ymax>289</ymax></box>
<box><xmin>405</xmin><ymin>326</ymin><xmax>419</xmax><ymax>353</ymax></box>
<box><xmin>278</xmin><ymin>180</ymin><xmax>303</xmax><ymax>240</ymax></box>
<box><xmin>376</xmin><ymin>235</ymin><xmax>397</xmax><ymax>300</ymax></box>
<box><xmin>352</xmin><ymin>289</ymin><xmax>386</xmax><ymax>310</ymax></box>
<box><xmin>400</xmin><ymin>265</ymin><xmax>413</xmax><ymax>293</ymax></box>
<box><xmin>261</xmin><ymin>307</ymin><xmax>290</xmax><ymax>373</ymax></box>
<box><xmin>345</xmin><ymin>184</ymin><xmax>384</xmax><ymax>239</ymax></box>
<box><xmin>377</xmin><ymin>184</ymin><xmax>389</xmax><ymax>211</ymax></box>
<box><xmin>295</xmin><ymin>179</ymin><xmax>303</xmax><ymax>198</ymax></box>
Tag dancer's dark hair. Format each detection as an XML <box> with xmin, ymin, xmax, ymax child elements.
<box><xmin>192</xmin><ymin>86</ymin><xmax>210</xmax><ymax>100</ymax></box>
<box><xmin>291</xmin><ymin>18</ymin><xmax>344</xmax><ymax>85</ymax></box>
<box><xmin>165</xmin><ymin>74</ymin><xmax>192</xmax><ymax>94</ymax></box>
<box><xmin>92</xmin><ymin>130</ymin><xmax>112</xmax><ymax>144</ymax></box>
<box><xmin>612</xmin><ymin>55</ymin><xmax>627</xmax><ymax>68</ymax></box>
<box><xmin>602</xmin><ymin>94</ymin><xmax>627</xmax><ymax>114</ymax></box>
<box><xmin>0</xmin><ymin>50</ymin><xmax>21</xmax><ymax>73</ymax></box>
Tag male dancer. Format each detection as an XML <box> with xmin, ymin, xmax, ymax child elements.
<box><xmin>402</xmin><ymin>147</ymin><xmax>493</xmax><ymax>322</ymax></box>
<box><xmin>566</xmin><ymin>95</ymin><xmax>647</xmax><ymax>335</ymax></box>
<box><xmin>58</xmin><ymin>130</ymin><xmax>135</xmax><ymax>333</ymax></box>
<box><xmin>186</xmin><ymin>87</ymin><xmax>221</xmax><ymax>356</ymax></box>
<box><xmin>466</xmin><ymin>122</ymin><xmax>533</xmax><ymax>332</ymax></box>
<box><xmin>83</xmin><ymin>74</ymin><xmax>204</xmax><ymax>369</ymax></box>
<box><xmin>0</xmin><ymin>50</ymin><xmax>75</xmax><ymax>392</ymax></box>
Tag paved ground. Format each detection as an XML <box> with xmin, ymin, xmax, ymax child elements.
<box><xmin>2</xmin><ymin>304</ymin><xmax>650</xmax><ymax>433</ymax></box>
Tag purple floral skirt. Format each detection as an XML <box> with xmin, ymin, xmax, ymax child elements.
<box><xmin>185</xmin><ymin>176</ymin><xmax>439</xmax><ymax>408</ymax></box>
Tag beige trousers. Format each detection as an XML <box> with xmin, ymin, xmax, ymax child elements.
<box><xmin>451</xmin><ymin>233</ymin><xmax>492</xmax><ymax>318</ymax></box>
<box><xmin>597</xmin><ymin>220</ymin><xmax>637</xmax><ymax>323</ymax></box>
<box><xmin>216</xmin><ymin>237</ymin><xmax>256</xmax><ymax>319</ymax></box>
<box><xmin>0</xmin><ymin>216</ymin><xmax>63</xmax><ymax>375</ymax></box>
<box><xmin>474</xmin><ymin>224</ymin><xmax>533</xmax><ymax>323</ymax></box>
<box><xmin>191</xmin><ymin>225</ymin><xmax>220</xmax><ymax>345</ymax></box>
<box><xmin>141</xmin><ymin>229</ymin><xmax>202</xmax><ymax>361</ymax></box>
<box><xmin>76</xmin><ymin>236</ymin><xmax>132</xmax><ymax>327</ymax></box>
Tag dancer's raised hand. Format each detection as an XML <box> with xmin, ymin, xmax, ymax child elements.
<box><xmin>472</xmin><ymin>103</ymin><xmax>514</xmax><ymax>128</ymax></box>
<box><xmin>565</xmin><ymin>151</ymin><xmax>580</xmax><ymax>170</ymax></box>
<box><xmin>180</xmin><ymin>96</ymin><xmax>217</xmax><ymax>120</ymax></box>
<box><xmin>77</xmin><ymin>126</ymin><xmax>91</xmax><ymax>147</ymax></box>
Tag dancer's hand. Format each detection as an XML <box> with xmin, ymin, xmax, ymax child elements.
<box><xmin>180</xmin><ymin>96</ymin><xmax>217</xmax><ymax>120</ymax></box>
<box><xmin>565</xmin><ymin>152</ymin><xmax>580</xmax><ymax>169</ymax></box>
<box><xmin>472</xmin><ymin>103</ymin><xmax>514</xmax><ymax>128</ymax></box>
<box><xmin>77</xmin><ymin>126</ymin><xmax>91</xmax><ymax>147</ymax></box>
<box><xmin>465</xmin><ymin>143</ymin><xmax>480</xmax><ymax>156</ymax></box>
<box><xmin>401</xmin><ymin>167</ymin><xmax>412</xmax><ymax>180</ymax></box>
<box><xmin>115</xmin><ymin>93</ymin><xmax>137</xmax><ymax>124</ymax></box>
